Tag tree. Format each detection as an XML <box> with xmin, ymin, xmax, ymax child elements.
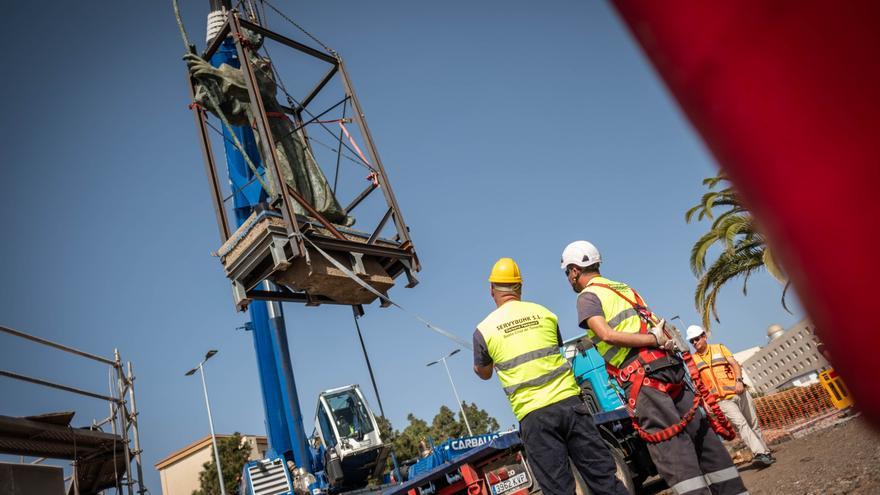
<box><xmin>376</xmin><ymin>415</ymin><xmax>396</xmax><ymax>445</ymax></box>
<box><xmin>685</xmin><ymin>175</ymin><xmax>789</xmax><ymax>330</ymax></box>
<box><xmin>390</xmin><ymin>413</ymin><xmax>431</xmax><ymax>461</ymax></box>
<box><xmin>456</xmin><ymin>402</ymin><xmax>500</xmax><ymax>437</ymax></box>
<box><xmin>431</xmin><ymin>406</ymin><xmax>466</xmax><ymax>441</ymax></box>
<box><xmin>382</xmin><ymin>404</ymin><xmax>500</xmax><ymax>463</ymax></box>
<box><xmin>192</xmin><ymin>433</ymin><xmax>252</xmax><ymax>495</ymax></box>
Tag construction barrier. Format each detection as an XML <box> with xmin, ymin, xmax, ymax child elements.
<box><xmin>754</xmin><ymin>383</ymin><xmax>836</xmax><ymax>430</ymax></box>
<box><xmin>818</xmin><ymin>369</ymin><xmax>854</xmax><ymax>410</ymax></box>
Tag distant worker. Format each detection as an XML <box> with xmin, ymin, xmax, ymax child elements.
<box><xmin>473</xmin><ymin>258</ymin><xmax>628</xmax><ymax>495</ymax></box>
<box><xmin>687</xmin><ymin>325</ymin><xmax>775</xmax><ymax>467</ymax></box>
<box><xmin>560</xmin><ymin>241</ymin><xmax>747</xmax><ymax>495</ymax></box>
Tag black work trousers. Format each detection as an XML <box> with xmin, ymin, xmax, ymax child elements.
<box><xmin>633</xmin><ymin>366</ymin><xmax>747</xmax><ymax>495</ymax></box>
<box><xmin>520</xmin><ymin>395</ymin><xmax>629</xmax><ymax>495</ymax></box>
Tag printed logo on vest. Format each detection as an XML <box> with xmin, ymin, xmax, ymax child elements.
<box><xmin>497</xmin><ymin>314</ymin><xmax>542</xmax><ymax>334</ymax></box>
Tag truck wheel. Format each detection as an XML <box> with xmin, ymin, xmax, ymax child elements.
<box><xmin>609</xmin><ymin>448</ymin><xmax>636</xmax><ymax>495</ymax></box>
<box><xmin>573</xmin><ymin>449</ymin><xmax>637</xmax><ymax>495</ymax></box>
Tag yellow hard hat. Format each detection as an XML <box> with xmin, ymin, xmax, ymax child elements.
<box><xmin>489</xmin><ymin>257</ymin><xmax>522</xmax><ymax>284</ymax></box>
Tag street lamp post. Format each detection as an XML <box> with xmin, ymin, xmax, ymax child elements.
<box><xmin>186</xmin><ymin>350</ymin><xmax>227</xmax><ymax>495</ymax></box>
<box><xmin>427</xmin><ymin>349</ymin><xmax>473</xmax><ymax>436</ymax></box>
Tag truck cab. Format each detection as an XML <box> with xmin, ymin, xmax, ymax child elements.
<box><xmin>313</xmin><ymin>385</ymin><xmax>389</xmax><ymax>491</ymax></box>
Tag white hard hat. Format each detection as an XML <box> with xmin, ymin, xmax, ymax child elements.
<box><xmin>686</xmin><ymin>325</ymin><xmax>706</xmax><ymax>341</ymax></box>
<box><xmin>561</xmin><ymin>241</ymin><xmax>601</xmax><ymax>270</ymax></box>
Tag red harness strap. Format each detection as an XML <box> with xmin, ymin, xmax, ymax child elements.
<box><xmin>682</xmin><ymin>349</ymin><xmax>736</xmax><ymax>440</ymax></box>
<box><xmin>589</xmin><ymin>282</ymin><xmax>735</xmax><ymax>443</ymax></box>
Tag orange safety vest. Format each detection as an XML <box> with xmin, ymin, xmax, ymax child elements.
<box><xmin>694</xmin><ymin>344</ymin><xmax>738</xmax><ymax>400</ymax></box>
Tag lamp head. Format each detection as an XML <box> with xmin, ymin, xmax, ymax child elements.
<box><xmin>205</xmin><ymin>349</ymin><xmax>218</xmax><ymax>361</ymax></box>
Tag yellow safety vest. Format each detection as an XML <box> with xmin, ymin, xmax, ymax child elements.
<box><xmin>580</xmin><ymin>276</ymin><xmax>646</xmax><ymax>368</ymax></box>
<box><xmin>477</xmin><ymin>300</ymin><xmax>580</xmax><ymax>420</ymax></box>
<box><xmin>694</xmin><ymin>344</ymin><xmax>738</xmax><ymax>399</ymax></box>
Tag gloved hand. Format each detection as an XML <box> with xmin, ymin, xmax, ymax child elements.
<box><xmin>648</xmin><ymin>319</ymin><xmax>677</xmax><ymax>352</ymax></box>
<box><xmin>183</xmin><ymin>53</ymin><xmax>221</xmax><ymax>81</ymax></box>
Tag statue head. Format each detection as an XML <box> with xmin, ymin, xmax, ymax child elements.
<box><xmin>240</xmin><ymin>27</ymin><xmax>264</xmax><ymax>50</ymax></box>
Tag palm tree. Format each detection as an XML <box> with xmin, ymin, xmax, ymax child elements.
<box><xmin>685</xmin><ymin>175</ymin><xmax>787</xmax><ymax>329</ymax></box>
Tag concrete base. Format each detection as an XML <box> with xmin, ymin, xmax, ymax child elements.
<box><xmin>275</xmin><ymin>247</ymin><xmax>394</xmax><ymax>305</ymax></box>
<box><xmin>220</xmin><ymin>211</ymin><xmax>401</xmax><ymax>306</ymax></box>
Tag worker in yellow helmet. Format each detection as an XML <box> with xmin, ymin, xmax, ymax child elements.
<box><xmin>473</xmin><ymin>258</ymin><xmax>628</xmax><ymax>495</ymax></box>
<box><xmin>561</xmin><ymin>241</ymin><xmax>747</xmax><ymax>495</ymax></box>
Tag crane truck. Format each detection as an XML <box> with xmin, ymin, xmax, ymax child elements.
<box><xmin>180</xmin><ymin>3</ymin><xmax>656</xmax><ymax>495</ymax></box>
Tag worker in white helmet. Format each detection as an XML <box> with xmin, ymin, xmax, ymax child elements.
<box><xmin>687</xmin><ymin>325</ymin><xmax>775</xmax><ymax>467</ymax></box>
<box><xmin>560</xmin><ymin>241</ymin><xmax>747</xmax><ymax>495</ymax></box>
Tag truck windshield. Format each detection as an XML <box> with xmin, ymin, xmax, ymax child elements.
<box><xmin>326</xmin><ymin>390</ymin><xmax>375</xmax><ymax>439</ymax></box>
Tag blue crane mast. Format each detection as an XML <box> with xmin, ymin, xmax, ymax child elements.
<box><xmin>203</xmin><ymin>0</ymin><xmax>312</xmax><ymax>472</ymax></box>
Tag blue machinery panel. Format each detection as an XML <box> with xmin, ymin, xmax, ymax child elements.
<box><xmin>568</xmin><ymin>346</ymin><xmax>625</xmax><ymax>412</ymax></box>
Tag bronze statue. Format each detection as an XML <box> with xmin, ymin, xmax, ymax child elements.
<box><xmin>184</xmin><ymin>36</ymin><xmax>354</xmax><ymax>227</ymax></box>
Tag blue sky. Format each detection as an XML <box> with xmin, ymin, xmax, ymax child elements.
<box><xmin>0</xmin><ymin>0</ymin><xmax>803</xmax><ymax>490</ymax></box>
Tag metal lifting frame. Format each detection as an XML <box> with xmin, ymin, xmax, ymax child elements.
<box><xmin>187</xmin><ymin>10</ymin><xmax>420</xmax><ymax>306</ymax></box>
<box><xmin>0</xmin><ymin>325</ymin><xmax>147</xmax><ymax>495</ymax></box>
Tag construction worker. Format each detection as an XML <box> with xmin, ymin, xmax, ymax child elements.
<box><xmin>473</xmin><ymin>258</ymin><xmax>628</xmax><ymax>495</ymax></box>
<box><xmin>687</xmin><ymin>325</ymin><xmax>775</xmax><ymax>467</ymax></box>
<box><xmin>560</xmin><ymin>241</ymin><xmax>747</xmax><ymax>495</ymax></box>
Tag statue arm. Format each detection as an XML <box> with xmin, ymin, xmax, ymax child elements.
<box><xmin>184</xmin><ymin>53</ymin><xmax>252</xmax><ymax>126</ymax></box>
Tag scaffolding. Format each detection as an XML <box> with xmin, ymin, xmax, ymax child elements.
<box><xmin>0</xmin><ymin>325</ymin><xmax>146</xmax><ymax>495</ymax></box>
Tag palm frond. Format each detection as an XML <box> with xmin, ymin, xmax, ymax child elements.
<box><xmin>687</xmin><ymin>174</ymin><xmax>789</xmax><ymax>328</ymax></box>
<box><xmin>781</xmin><ymin>281</ymin><xmax>794</xmax><ymax>314</ymax></box>
<box><xmin>690</xmin><ymin>228</ymin><xmax>724</xmax><ymax>276</ymax></box>
<box><xmin>695</xmin><ymin>245</ymin><xmax>765</xmax><ymax>330</ymax></box>
<box><xmin>762</xmin><ymin>247</ymin><xmax>787</xmax><ymax>283</ymax></box>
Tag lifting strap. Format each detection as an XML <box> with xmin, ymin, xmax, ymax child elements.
<box><xmin>588</xmin><ymin>282</ymin><xmax>736</xmax><ymax>443</ymax></box>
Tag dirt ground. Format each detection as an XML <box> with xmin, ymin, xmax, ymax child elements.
<box><xmin>644</xmin><ymin>414</ymin><xmax>880</xmax><ymax>495</ymax></box>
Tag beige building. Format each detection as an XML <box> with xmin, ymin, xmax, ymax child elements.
<box><xmin>741</xmin><ymin>319</ymin><xmax>830</xmax><ymax>394</ymax></box>
<box><xmin>155</xmin><ymin>434</ymin><xmax>268</xmax><ymax>495</ymax></box>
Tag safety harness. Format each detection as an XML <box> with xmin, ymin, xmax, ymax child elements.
<box><xmin>588</xmin><ymin>283</ymin><xmax>736</xmax><ymax>443</ymax></box>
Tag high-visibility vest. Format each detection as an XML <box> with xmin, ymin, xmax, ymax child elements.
<box><xmin>580</xmin><ymin>277</ymin><xmax>646</xmax><ymax>368</ymax></box>
<box><xmin>477</xmin><ymin>300</ymin><xmax>580</xmax><ymax>420</ymax></box>
<box><xmin>693</xmin><ymin>344</ymin><xmax>738</xmax><ymax>399</ymax></box>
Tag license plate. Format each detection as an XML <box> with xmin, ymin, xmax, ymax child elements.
<box><xmin>491</xmin><ymin>472</ymin><xmax>529</xmax><ymax>495</ymax></box>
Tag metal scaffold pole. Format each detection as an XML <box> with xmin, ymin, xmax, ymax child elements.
<box><xmin>127</xmin><ymin>362</ymin><xmax>147</xmax><ymax>495</ymax></box>
<box><xmin>115</xmin><ymin>350</ymin><xmax>135</xmax><ymax>495</ymax></box>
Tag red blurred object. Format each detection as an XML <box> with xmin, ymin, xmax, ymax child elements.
<box><xmin>611</xmin><ymin>0</ymin><xmax>880</xmax><ymax>426</ymax></box>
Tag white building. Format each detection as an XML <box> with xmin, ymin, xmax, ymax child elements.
<box><xmin>740</xmin><ymin>319</ymin><xmax>830</xmax><ymax>394</ymax></box>
<box><xmin>732</xmin><ymin>346</ymin><xmax>761</xmax><ymax>387</ymax></box>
